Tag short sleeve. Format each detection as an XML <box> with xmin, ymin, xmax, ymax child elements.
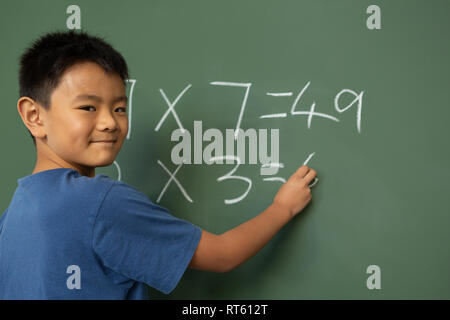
<box><xmin>91</xmin><ymin>181</ymin><xmax>202</xmax><ymax>294</ymax></box>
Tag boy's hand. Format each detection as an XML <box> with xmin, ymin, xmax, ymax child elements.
<box><xmin>272</xmin><ymin>165</ymin><xmax>316</xmax><ymax>218</ymax></box>
<box><xmin>189</xmin><ymin>165</ymin><xmax>317</xmax><ymax>273</ymax></box>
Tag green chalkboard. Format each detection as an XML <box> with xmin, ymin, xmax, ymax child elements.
<box><xmin>1</xmin><ymin>0</ymin><xmax>450</xmax><ymax>299</ymax></box>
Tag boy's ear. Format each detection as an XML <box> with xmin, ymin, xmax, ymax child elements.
<box><xmin>17</xmin><ymin>97</ymin><xmax>47</xmax><ymax>139</ymax></box>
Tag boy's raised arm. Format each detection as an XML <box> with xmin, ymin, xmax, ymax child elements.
<box><xmin>188</xmin><ymin>165</ymin><xmax>317</xmax><ymax>273</ymax></box>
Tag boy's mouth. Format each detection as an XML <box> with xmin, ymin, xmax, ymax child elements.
<box><xmin>91</xmin><ymin>139</ymin><xmax>117</xmax><ymax>146</ymax></box>
<box><xmin>91</xmin><ymin>137</ymin><xmax>117</xmax><ymax>143</ymax></box>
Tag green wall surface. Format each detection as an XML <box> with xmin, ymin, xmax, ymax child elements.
<box><xmin>1</xmin><ymin>0</ymin><xmax>449</xmax><ymax>299</ymax></box>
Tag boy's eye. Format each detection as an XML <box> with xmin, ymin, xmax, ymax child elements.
<box><xmin>79</xmin><ymin>106</ymin><xmax>127</xmax><ymax>112</ymax></box>
<box><xmin>80</xmin><ymin>106</ymin><xmax>95</xmax><ymax>112</ymax></box>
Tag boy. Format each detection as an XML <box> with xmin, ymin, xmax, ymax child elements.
<box><xmin>0</xmin><ymin>30</ymin><xmax>316</xmax><ymax>299</ymax></box>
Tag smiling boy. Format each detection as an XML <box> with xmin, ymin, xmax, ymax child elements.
<box><xmin>0</xmin><ymin>30</ymin><xmax>316</xmax><ymax>299</ymax></box>
<box><xmin>27</xmin><ymin>61</ymin><xmax>128</xmax><ymax>177</ymax></box>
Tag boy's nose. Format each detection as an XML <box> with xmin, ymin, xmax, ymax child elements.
<box><xmin>96</xmin><ymin>110</ymin><xmax>119</xmax><ymax>131</ymax></box>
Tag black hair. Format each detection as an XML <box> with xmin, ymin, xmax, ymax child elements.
<box><xmin>18</xmin><ymin>29</ymin><xmax>129</xmax><ymax>146</ymax></box>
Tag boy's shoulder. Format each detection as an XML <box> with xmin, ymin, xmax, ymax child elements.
<box><xmin>9</xmin><ymin>167</ymin><xmax>152</xmax><ymax>224</ymax></box>
<box><xmin>18</xmin><ymin>168</ymin><xmax>115</xmax><ymax>190</ymax></box>
<box><xmin>16</xmin><ymin>168</ymin><xmax>124</xmax><ymax>208</ymax></box>
<box><xmin>14</xmin><ymin>167</ymin><xmax>159</xmax><ymax>217</ymax></box>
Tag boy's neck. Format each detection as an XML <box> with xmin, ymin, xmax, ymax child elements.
<box><xmin>32</xmin><ymin>162</ymin><xmax>95</xmax><ymax>178</ymax></box>
<box><xmin>33</xmin><ymin>145</ymin><xmax>95</xmax><ymax>177</ymax></box>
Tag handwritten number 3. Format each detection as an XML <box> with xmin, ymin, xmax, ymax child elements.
<box><xmin>210</xmin><ymin>155</ymin><xmax>252</xmax><ymax>205</ymax></box>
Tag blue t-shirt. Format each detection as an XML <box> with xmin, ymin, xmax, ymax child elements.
<box><xmin>0</xmin><ymin>168</ymin><xmax>202</xmax><ymax>299</ymax></box>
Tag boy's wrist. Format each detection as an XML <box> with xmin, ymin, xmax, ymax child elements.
<box><xmin>269</xmin><ymin>201</ymin><xmax>294</xmax><ymax>222</ymax></box>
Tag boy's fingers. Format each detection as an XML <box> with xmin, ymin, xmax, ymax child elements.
<box><xmin>303</xmin><ymin>169</ymin><xmax>317</xmax><ymax>184</ymax></box>
<box><xmin>295</xmin><ymin>165</ymin><xmax>310</xmax><ymax>178</ymax></box>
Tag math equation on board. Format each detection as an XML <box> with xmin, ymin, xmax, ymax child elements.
<box><xmin>121</xmin><ymin>79</ymin><xmax>364</xmax><ymax>205</ymax></box>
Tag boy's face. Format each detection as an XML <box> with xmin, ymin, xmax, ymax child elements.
<box><xmin>37</xmin><ymin>61</ymin><xmax>128</xmax><ymax>176</ymax></box>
